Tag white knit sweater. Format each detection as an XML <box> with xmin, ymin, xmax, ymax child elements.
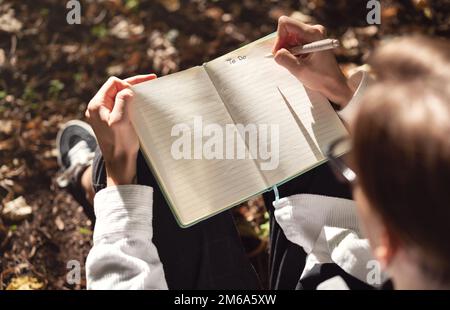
<box><xmin>86</xmin><ymin>185</ymin><xmax>167</xmax><ymax>289</ymax></box>
<box><xmin>86</xmin><ymin>71</ymin><xmax>374</xmax><ymax>290</ymax></box>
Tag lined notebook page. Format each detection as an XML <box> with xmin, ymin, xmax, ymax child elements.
<box><xmin>130</xmin><ymin>67</ymin><xmax>266</xmax><ymax>226</ymax></box>
<box><xmin>206</xmin><ymin>36</ymin><xmax>348</xmax><ymax>186</ymax></box>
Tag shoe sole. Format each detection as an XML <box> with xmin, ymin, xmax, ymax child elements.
<box><xmin>56</xmin><ymin>120</ymin><xmax>97</xmax><ymax>168</ymax></box>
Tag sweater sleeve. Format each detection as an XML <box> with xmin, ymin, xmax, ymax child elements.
<box><xmin>274</xmin><ymin>194</ymin><xmax>388</xmax><ymax>286</ymax></box>
<box><xmin>337</xmin><ymin>70</ymin><xmax>373</xmax><ymax>125</ymax></box>
<box><xmin>273</xmin><ymin>194</ymin><xmax>360</xmax><ymax>253</ymax></box>
<box><xmin>86</xmin><ymin>185</ymin><xmax>168</xmax><ymax>290</ymax></box>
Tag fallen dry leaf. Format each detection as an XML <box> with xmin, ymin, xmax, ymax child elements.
<box><xmin>6</xmin><ymin>276</ymin><xmax>44</xmax><ymax>290</ymax></box>
<box><xmin>158</xmin><ymin>0</ymin><xmax>180</xmax><ymax>12</ymax></box>
<box><xmin>0</xmin><ymin>137</ymin><xmax>17</xmax><ymax>151</ymax></box>
<box><xmin>110</xmin><ymin>19</ymin><xmax>144</xmax><ymax>39</ymax></box>
<box><xmin>0</xmin><ymin>9</ymin><xmax>23</xmax><ymax>33</ymax></box>
<box><xmin>55</xmin><ymin>216</ymin><xmax>65</xmax><ymax>231</ymax></box>
<box><xmin>382</xmin><ymin>6</ymin><xmax>400</xmax><ymax>21</ymax></box>
<box><xmin>2</xmin><ymin>196</ymin><xmax>33</xmax><ymax>222</ymax></box>
<box><xmin>0</xmin><ymin>120</ymin><xmax>15</xmax><ymax>135</ymax></box>
<box><xmin>0</xmin><ymin>48</ymin><xmax>5</xmax><ymax>66</ymax></box>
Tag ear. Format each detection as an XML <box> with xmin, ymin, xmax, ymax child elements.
<box><xmin>373</xmin><ymin>224</ymin><xmax>400</xmax><ymax>269</ymax></box>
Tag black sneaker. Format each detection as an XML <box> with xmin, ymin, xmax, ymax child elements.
<box><xmin>56</xmin><ymin>120</ymin><xmax>97</xmax><ymax>222</ymax></box>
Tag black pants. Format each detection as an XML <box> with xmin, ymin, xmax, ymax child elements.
<box><xmin>92</xmin><ymin>148</ymin><xmax>352</xmax><ymax>289</ymax></box>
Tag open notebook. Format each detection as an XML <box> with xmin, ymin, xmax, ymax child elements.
<box><xmin>130</xmin><ymin>34</ymin><xmax>348</xmax><ymax>227</ymax></box>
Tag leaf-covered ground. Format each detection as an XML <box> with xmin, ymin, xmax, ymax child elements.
<box><xmin>0</xmin><ymin>0</ymin><xmax>448</xmax><ymax>289</ymax></box>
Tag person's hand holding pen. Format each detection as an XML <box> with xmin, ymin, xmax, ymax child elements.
<box><xmin>273</xmin><ymin>16</ymin><xmax>354</xmax><ymax>109</ymax></box>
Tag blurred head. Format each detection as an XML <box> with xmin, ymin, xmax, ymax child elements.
<box><xmin>351</xmin><ymin>36</ymin><xmax>450</xmax><ymax>289</ymax></box>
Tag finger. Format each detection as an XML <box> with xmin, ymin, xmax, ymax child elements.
<box><xmin>273</xmin><ymin>16</ymin><xmax>323</xmax><ymax>53</ymax></box>
<box><xmin>97</xmin><ymin>76</ymin><xmax>131</xmax><ymax>103</ymax></box>
<box><xmin>86</xmin><ymin>97</ymin><xmax>108</xmax><ymax>122</ymax></box>
<box><xmin>312</xmin><ymin>24</ymin><xmax>327</xmax><ymax>37</ymax></box>
<box><xmin>124</xmin><ymin>74</ymin><xmax>157</xmax><ymax>85</ymax></box>
<box><xmin>109</xmin><ymin>88</ymin><xmax>134</xmax><ymax>125</ymax></box>
<box><xmin>273</xmin><ymin>16</ymin><xmax>290</xmax><ymax>53</ymax></box>
<box><xmin>281</xmin><ymin>17</ymin><xmax>322</xmax><ymax>42</ymax></box>
<box><xmin>98</xmin><ymin>105</ymin><xmax>111</xmax><ymax>123</ymax></box>
<box><xmin>274</xmin><ymin>48</ymin><xmax>302</xmax><ymax>75</ymax></box>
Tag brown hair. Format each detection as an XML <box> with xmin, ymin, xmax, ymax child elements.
<box><xmin>352</xmin><ymin>36</ymin><xmax>450</xmax><ymax>281</ymax></box>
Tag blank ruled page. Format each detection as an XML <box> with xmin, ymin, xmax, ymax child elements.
<box><xmin>130</xmin><ymin>67</ymin><xmax>266</xmax><ymax>226</ymax></box>
<box><xmin>206</xmin><ymin>35</ymin><xmax>348</xmax><ymax>186</ymax></box>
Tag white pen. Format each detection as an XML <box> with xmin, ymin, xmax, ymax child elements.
<box><xmin>265</xmin><ymin>38</ymin><xmax>340</xmax><ymax>58</ymax></box>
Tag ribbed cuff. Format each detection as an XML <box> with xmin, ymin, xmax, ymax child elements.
<box><xmin>93</xmin><ymin>185</ymin><xmax>154</xmax><ymax>242</ymax></box>
<box><xmin>337</xmin><ymin>71</ymin><xmax>373</xmax><ymax>124</ymax></box>
<box><xmin>273</xmin><ymin>194</ymin><xmax>359</xmax><ymax>253</ymax></box>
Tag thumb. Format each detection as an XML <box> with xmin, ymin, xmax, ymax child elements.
<box><xmin>109</xmin><ymin>88</ymin><xmax>134</xmax><ymax>126</ymax></box>
<box><xmin>274</xmin><ymin>48</ymin><xmax>302</xmax><ymax>75</ymax></box>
